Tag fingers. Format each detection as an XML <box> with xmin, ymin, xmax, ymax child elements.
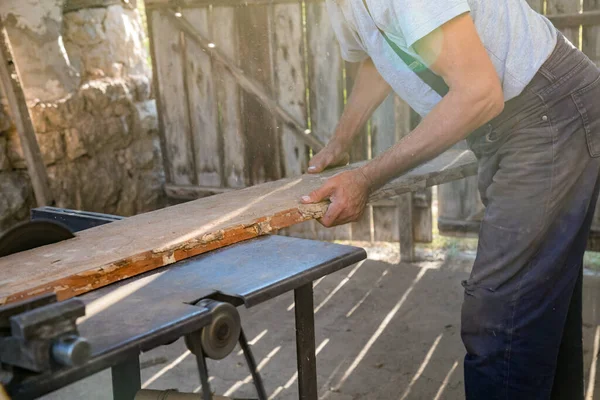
<box><xmin>307</xmin><ymin>147</ymin><xmax>350</xmax><ymax>174</ymax></box>
<box><xmin>332</xmin><ymin>152</ymin><xmax>350</xmax><ymax>168</ymax></box>
<box><xmin>307</xmin><ymin>153</ymin><xmax>329</xmax><ymax>174</ymax></box>
<box><xmin>319</xmin><ymin>199</ymin><xmax>344</xmax><ymax>227</ymax></box>
<box><xmin>301</xmin><ymin>183</ymin><xmax>334</xmax><ymax>204</ymax></box>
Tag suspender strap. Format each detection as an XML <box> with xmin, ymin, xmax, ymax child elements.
<box><xmin>360</xmin><ymin>0</ymin><xmax>450</xmax><ymax>97</ymax></box>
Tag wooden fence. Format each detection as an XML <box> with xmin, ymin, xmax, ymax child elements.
<box><xmin>145</xmin><ymin>0</ymin><xmax>600</xmax><ymax>252</ymax></box>
<box><xmin>144</xmin><ymin>0</ymin><xmax>434</xmax><ymax>250</ymax></box>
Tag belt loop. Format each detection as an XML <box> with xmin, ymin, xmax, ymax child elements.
<box><xmin>539</xmin><ymin>66</ymin><xmax>555</xmax><ymax>83</ymax></box>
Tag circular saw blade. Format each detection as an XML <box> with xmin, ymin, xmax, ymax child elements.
<box><xmin>0</xmin><ymin>220</ymin><xmax>75</xmax><ymax>258</ymax></box>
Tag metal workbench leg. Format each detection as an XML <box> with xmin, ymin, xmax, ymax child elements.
<box><xmin>112</xmin><ymin>356</ymin><xmax>141</xmax><ymax>400</ymax></box>
<box><xmin>239</xmin><ymin>328</ymin><xmax>268</xmax><ymax>400</ymax></box>
<box><xmin>194</xmin><ymin>350</ymin><xmax>213</xmax><ymax>400</ymax></box>
<box><xmin>294</xmin><ymin>283</ymin><xmax>317</xmax><ymax>400</ymax></box>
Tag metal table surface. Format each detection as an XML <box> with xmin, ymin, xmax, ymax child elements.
<box><xmin>8</xmin><ymin>235</ymin><xmax>366</xmax><ymax>399</ymax></box>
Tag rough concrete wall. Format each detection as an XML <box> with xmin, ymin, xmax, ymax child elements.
<box><xmin>63</xmin><ymin>5</ymin><xmax>151</xmax><ymax>79</ymax></box>
<box><xmin>1</xmin><ymin>0</ymin><xmax>78</xmax><ymax>102</ymax></box>
<box><xmin>0</xmin><ymin>3</ymin><xmax>165</xmax><ymax>234</ymax></box>
<box><xmin>0</xmin><ymin>77</ymin><xmax>164</xmax><ymax>233</ymax></box>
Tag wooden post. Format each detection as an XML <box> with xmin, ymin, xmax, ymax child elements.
<box><xmin>583</xmin><ymin>0</ymin><xmax>600</xmax><ymax>66</ymax></box>
<box><xmin>398</xmin><ymin>193</ymin><xmax>414</xmax><ymax>263</ymax></box>
<box><xmin>408</xmin><ymin>109</ymin><xmax>433</xmax><ymax>244</ymax></box>
<box><xmin>306</xmin><ymin>1</ymin><xmax>351</xmax><ymax>241</ymax></box>
<box><xmin>547</xmin><ymin>0</ymin><xmax>581</xmax><ymax>45</ymax></box>
<box><xmin>345</xmin><ymin>61</ymin><xmax>373</xmax><ymax>241</ymax></box>
<box><xmin>395</xmin><ymin>97</ymin><xmax>415</xmax><ymax>262</ymax></box>
<box><xmin>371</xmin><ymin>94</ymin><xmax>399</xmax><ymax>242</ymax></box>
<box><xmin>0</xmin><ymin>22</ymin><xmax>53</xmax><ymax>206</ymax></box>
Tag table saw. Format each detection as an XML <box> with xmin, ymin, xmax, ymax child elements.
<box><xmin>0</xmin><ymin>207</ymin><xmax>366</xmax><ymax>400</ymax></box>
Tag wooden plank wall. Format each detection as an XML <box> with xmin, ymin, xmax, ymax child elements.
<box><xmin>147</xmin><ymin>0</ymin><xmax>418</xmax><ymax>243</ymax></box>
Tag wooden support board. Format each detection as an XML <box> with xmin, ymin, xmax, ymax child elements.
<box><xmin>0</xmin><ymin>22</ymin><xmax>53</xmax><ymax>206</ymax></box>
<box><xmin>0</xmin><ymin>150</ymin><xmax>476</xmax><ymax>305</ymax></box>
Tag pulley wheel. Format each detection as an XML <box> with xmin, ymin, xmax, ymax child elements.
<box><xmin>196</xmin><ymin>301</ymin><xmax>241</xmax><ymax>360</ymax></box>
<box><xmin>0</xmin><ymin>220</ymin><xmax>74</xmax><ymax>258</ymax></box>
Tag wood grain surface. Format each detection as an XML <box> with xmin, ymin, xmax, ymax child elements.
<box><xmin>0</xmin><ymin>150</ymin><xmax>477</xmax><ymax>305</ymax></box>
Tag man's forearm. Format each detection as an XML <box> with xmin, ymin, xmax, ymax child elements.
<box><xmin>360</xmin><ymin>84</ymin><xmax>503</xmax><ymax>192</ymax></box>
<box><xmin>332</xmin><ymin>58</ymin><xmax>392</xmax><ymax>148</ymax></box>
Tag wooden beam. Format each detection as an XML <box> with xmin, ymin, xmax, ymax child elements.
<box><xmin>0</xmin><ymin>149</ymin><xmax>476</xmax><ymax>305</ymax></box>
<box><xmin>0</xmin><ymin>22</ymin><xmax>53</xmax><ymax>206</ymax></box>
<box><xmin>547</xmin><ymin>10</ymin><xmax>600</xmax><ymax>28</ymax></box>
<box><xmin>164</xmin><ymin>10</ymin><xmax>326</xmax><ymax>151</ymax></box>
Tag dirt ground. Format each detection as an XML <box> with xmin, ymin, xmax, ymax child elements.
<box><xmin>43</xmin><ymin>245</ymin><xmax>600</xmax><ymax>400</ymax></box>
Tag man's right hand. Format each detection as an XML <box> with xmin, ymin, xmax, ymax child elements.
<box><xmin>307</xmin><ymin>140</ymin><xmax>350</xmax><ymax>174</ymax></box>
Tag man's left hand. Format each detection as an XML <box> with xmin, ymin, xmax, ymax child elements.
<box><xmin>301</xmin><ymin>169</ymin><xmax>371</xmax><ymax>227</ymax></box>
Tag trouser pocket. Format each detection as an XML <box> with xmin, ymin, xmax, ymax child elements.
<box><xmin>572</xmin><ymin>74</ymin><xmax>600</xmax><ymax>157</ymax></box>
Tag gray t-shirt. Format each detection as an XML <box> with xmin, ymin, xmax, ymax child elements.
<box><xmin>327</xmin><ymin>0</ymin><xmax>558</xmax><ymax>116</ymax></box>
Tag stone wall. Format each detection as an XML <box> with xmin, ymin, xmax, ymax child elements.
<box><xmin>0</xmin><ymin>1</ymin><xmax>165</xmax><ymax>234</ymax></box>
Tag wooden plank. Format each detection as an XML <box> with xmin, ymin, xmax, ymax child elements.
<box><xmin>306</xmin><ymin>1</ymin><xmax>344</xmax><ymax>145</ymax></box>
<box><xmin>168</xmin><ymin>11</ymin><xmax>325</xmax><ymax>152</ymax></box>
<box><xmin>371</xmin><ymin>94</ymin><xmax>398</xmax><ymax>242</ymax></box>
<box><xmin>412</xmin><ymin>188</ymin><xmax>433</xmax><ymax>243</ymax></box>
<box><xmin>547</xmin><ymin>0</ymin><xmax>581</xmax><ymax>46</ymax></box>
<box><xmin>408</xmin><ymin>109</ymin><xmax>433</xmax><ymax>244</ymax></box>
<box><xmin>273</xmin><ymin>2</ymin><xmax>308</xmax><ymax>177</ymax></box>
<box><xmin>305</xmin><ymin>0</ymin><xmax>350</xmax><ymax>241</ymax></box>
<box><xmin>0</xmin><ymin>22</ymin><xmax>53</xmax><ymax>206</ymax></box>
<box><xmin>151</xmin><ymin>11</ymin><xmax>196</xmax><ymax>185</ymax></box>
<box><xmin>582</xmin><ymin>0</ymin><xmax>600</xmax><ymax>65</ymax></box>
<box><xmin>345</xmin><ymin>61</ymin><xmax>372</xmax><ymax>241</ymax></box>
<box><xmin>146</xmin><ymin>8</ymin><xmax>172</xmax><ymax>184</ymax></box>
<box><xmin>398</xmin><ymin>193</ymin><xmax>413</xmax><ymax>262</ymax></box>
<box><xmin>272</xmin><ymin>3</ymin><xmax>312</xmax><ymax>240</ymax></box>
<box><xmin>236</xmin><ymin>4</ymin><xmax>283</xmax><ymax>185</ymax></box>
<box><xmin>397</xmin><ymin>100</ymin><xmax>415</xmax><ymax>259</ymax></box>
<box><xmin>183</xmin><ymin>8</ymin><xmax>222</xmax><ymax>187</ymax></box>
<box><xmin>0</xmin><ymin>149</ymin><xmax>477</xmax><ymax>305</ymax></box>
<box><xmin>548</xmin><ymin>10</ymin><xmax>600</xmax><ymax>28</ymax></box>
<box><xmin>212</xmin><ymin>6</ymin><xmax>247</xmax><ymax>188</ymax></box>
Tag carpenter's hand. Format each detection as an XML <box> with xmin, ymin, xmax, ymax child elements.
<box><xmin>301</xmin><ymin>169</ymin><xmax>371</xmax><ymax>227</ymax></box>
<box><xmin>307</xmin><ymin>140</ymin><xmax>350</xmax><ymax>174</ymax></box>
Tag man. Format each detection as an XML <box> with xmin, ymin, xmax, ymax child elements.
<box><xmin>300</xmin><ymin>0</ymin><xmax>600</xmax><ymax>398</ymax></box>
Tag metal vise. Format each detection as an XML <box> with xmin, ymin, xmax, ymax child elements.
<box><xmin>0</xmin><ymin>293</ymin><xmax>91</xmax><ymax>375</ymax></box>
